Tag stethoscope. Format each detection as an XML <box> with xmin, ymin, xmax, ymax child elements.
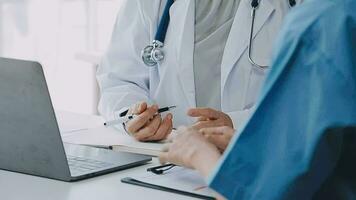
<box><xmin>142</xmin><ymin>0</ymin><xmax>296</xmax><ymax>68</ymax></box>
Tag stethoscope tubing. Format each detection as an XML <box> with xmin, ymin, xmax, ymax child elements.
<box><xmin>248</xmin><ymin>5</ymin><xmax>269</xmax><ymax>70</ymax></box>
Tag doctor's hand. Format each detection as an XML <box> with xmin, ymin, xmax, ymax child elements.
<box><xmin>125</xmin><ymin>102</ymin><xmax>173</xmax><ymax>142</ymax></box>
<box><xmin>200</xmin><ymin>126</ymin><xmax>235</xmax><ymax>153</ymax></box>
<box><xmin>188</xmin><ymin>108</ymin><xmax>234</xmax><ymax>130</ymax></box>
<box><xmin>159</xmin><ymin>127</ymin><xmax>221</xmax><ymax>178</ymax></box>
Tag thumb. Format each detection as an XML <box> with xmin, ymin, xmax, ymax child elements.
<box><xmin>159</xmin><ymin>152</ymin><xmax>169</xmax><ymax>164</ymax></box>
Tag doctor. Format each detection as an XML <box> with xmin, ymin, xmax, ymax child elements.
<box><xmin>97</xmin><ymin>0</ymin><xmax>299</xmax><ymax>141</ymax></box>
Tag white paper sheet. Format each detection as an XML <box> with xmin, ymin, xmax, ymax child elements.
<box><xmin>61</xmin><ymin>126</ymin><xmax>165</xmax><ymax>156</ymax></box>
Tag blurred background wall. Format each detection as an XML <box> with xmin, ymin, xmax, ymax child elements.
<box><xmin>0</xmin><ymin>0</ymin><xmax>123</xmax><ymax>114</ymax></box>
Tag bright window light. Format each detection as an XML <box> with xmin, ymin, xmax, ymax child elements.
<box><xmin>0</xmin><ymin>0</ymin><xmax>123</xmax><ymax>114</ymax></box>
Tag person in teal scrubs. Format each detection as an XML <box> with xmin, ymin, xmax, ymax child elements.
<box><xmin>159</xmin><ymin>0</ymin><xmax>356</xmax><ymax>199</ymax></box>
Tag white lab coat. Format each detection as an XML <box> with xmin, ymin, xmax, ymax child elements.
<box><xmin>97</xmin><ymin>0</ymin><xmax>299</xmax><ymax>130</ymax></box>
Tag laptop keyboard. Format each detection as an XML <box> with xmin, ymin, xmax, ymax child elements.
<box><xmin>67</xmin><ymin>155</ymin><xmax>114</xmax><ymax>174</ymax></box>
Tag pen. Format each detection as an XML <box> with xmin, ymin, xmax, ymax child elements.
<box><xmin>157</xmin><ymin>106</ymin><xmax>177</xmax><ymax>113</ymax></box>
<box><xmin>104</xmin><ymin>106</ymin><xmax>177</xmax><ymax>127</ymax></box>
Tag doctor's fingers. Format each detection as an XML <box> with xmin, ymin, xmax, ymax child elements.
<box><xmin>196</xmin><ymin>116</ymin><xmax>209</xmax><ymax>122</ymax></box>
<box><xmin>145</xmin><ymin>114</ymin><xmax>173</xmax><ymax>141</ymax></box>
<box><xmin>134</xmin><ymin>115</ymin><xmax>162</xmax><ymax>141</ymax></box>
<box><xmin>128</xmin><ymin>102</ymin><xmax>148</xmax><ymax>115</ymax></box>
<box><xmin>187</xmin><ymin>108</ymin><xmax>221</xmax><ymax>119</ymax></box>
<box><xmin>126</xmin><ymin>105</ymin><xmax>159</xmax><ymax>133</ymax></box>
<box><xmin>191</xmin><ymin>120</ymin><xmax>226</xmax><ymax>130</ymax></box>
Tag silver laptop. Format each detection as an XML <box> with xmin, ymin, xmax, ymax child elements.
<box><xmin>0</xmin><ymin>57</ymin><xmax>151</xmax><ymax>182</ymax></box>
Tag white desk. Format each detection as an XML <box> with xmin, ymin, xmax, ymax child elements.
<box><xmin>0</xmin><ymin>111</ymin><xmax>197</xmax><ymax>200</ymax></box>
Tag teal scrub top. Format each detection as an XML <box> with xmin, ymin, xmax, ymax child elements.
<box><xmin>208</xmin><ymin>0</ymin><xmax>356</xmax><ymax>199</ymax></box>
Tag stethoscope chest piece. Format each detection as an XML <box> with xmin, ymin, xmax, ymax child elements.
<box><xmin>142</xmin><ymin>40</ymin><xmax>165</xmax><ymax>67</ymax></box>
<box><xmin>141</xmin><ymin>0</ymin><xmax>174</xmax><ymax>67</ymax></box>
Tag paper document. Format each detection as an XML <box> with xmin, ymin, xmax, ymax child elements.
<box><xmin>126</xmin><ymin>167</ymin><xmax>215</xmax><ymax>198</ymax></box>
<box><xmin>61</xmin><ymin>126</ymin><xmax>165</xmax><ymax>156</ymax></box>
<box><xmin>56</xmin><ymin>111</ymin><xmax>104</xmax><ymax>134</ymax></box>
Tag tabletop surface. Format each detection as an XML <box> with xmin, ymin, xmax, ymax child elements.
<box><xmin>0</xmin><ymin>111</ymin><xmax>198</xmax><ymax>200</ymax></box>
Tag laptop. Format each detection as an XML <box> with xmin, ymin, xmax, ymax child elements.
<box><xmin>0</xmin><ymin>57</ymin><xmax>151</xmax><ymax>182</ymax></box>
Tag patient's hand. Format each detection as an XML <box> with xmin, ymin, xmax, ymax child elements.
<box><xmin>200</xmin><ymin>126</ymin><xmax>235</xmax><ymax>152</ymax></box>
<box><xmin>188</xmin><ymin>108</ymin><xmax>233</xmax><ymax>130</ymax></box>
<box><xmin>159</xmin><ymin>127</ymin><xmax>221</xmax><ymax>178</ymax></box>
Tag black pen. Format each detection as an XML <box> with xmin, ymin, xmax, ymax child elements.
<box><xmin>104</xmin><ymin>106</ymin><xmax>177</xmax><ymax>127</ymax></box>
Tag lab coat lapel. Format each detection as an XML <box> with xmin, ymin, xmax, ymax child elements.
<box><xmin>221</xmin><ymin>0</ymin><xmax>275</xmax><ymax>89</ymax></box>
<box><xmin>173</xmin><ymin>0</ymin><xmax>196</xmax><ymax>108</ymax></box>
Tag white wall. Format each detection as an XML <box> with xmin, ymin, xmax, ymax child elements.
<box><xmin>0</xmin><ymin>0</ymin><xmax>123</xmax><ymax>114</ymax></box>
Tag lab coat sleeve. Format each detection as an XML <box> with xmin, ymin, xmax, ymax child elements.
<box><xmin>96</xmin><ymin>0</ymin><xmax>153</xmax><ymax>120</ymax></box>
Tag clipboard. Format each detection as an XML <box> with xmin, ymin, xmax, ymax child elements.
<box><xmin>121</xmin><ymin>166</ymin><xmax>216</xmax><ymax>200</ymax></box>
<box><xmin>121</xmin><ymin>177</ymin><xmax>215</xmax><ymax>200</ymax></box>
